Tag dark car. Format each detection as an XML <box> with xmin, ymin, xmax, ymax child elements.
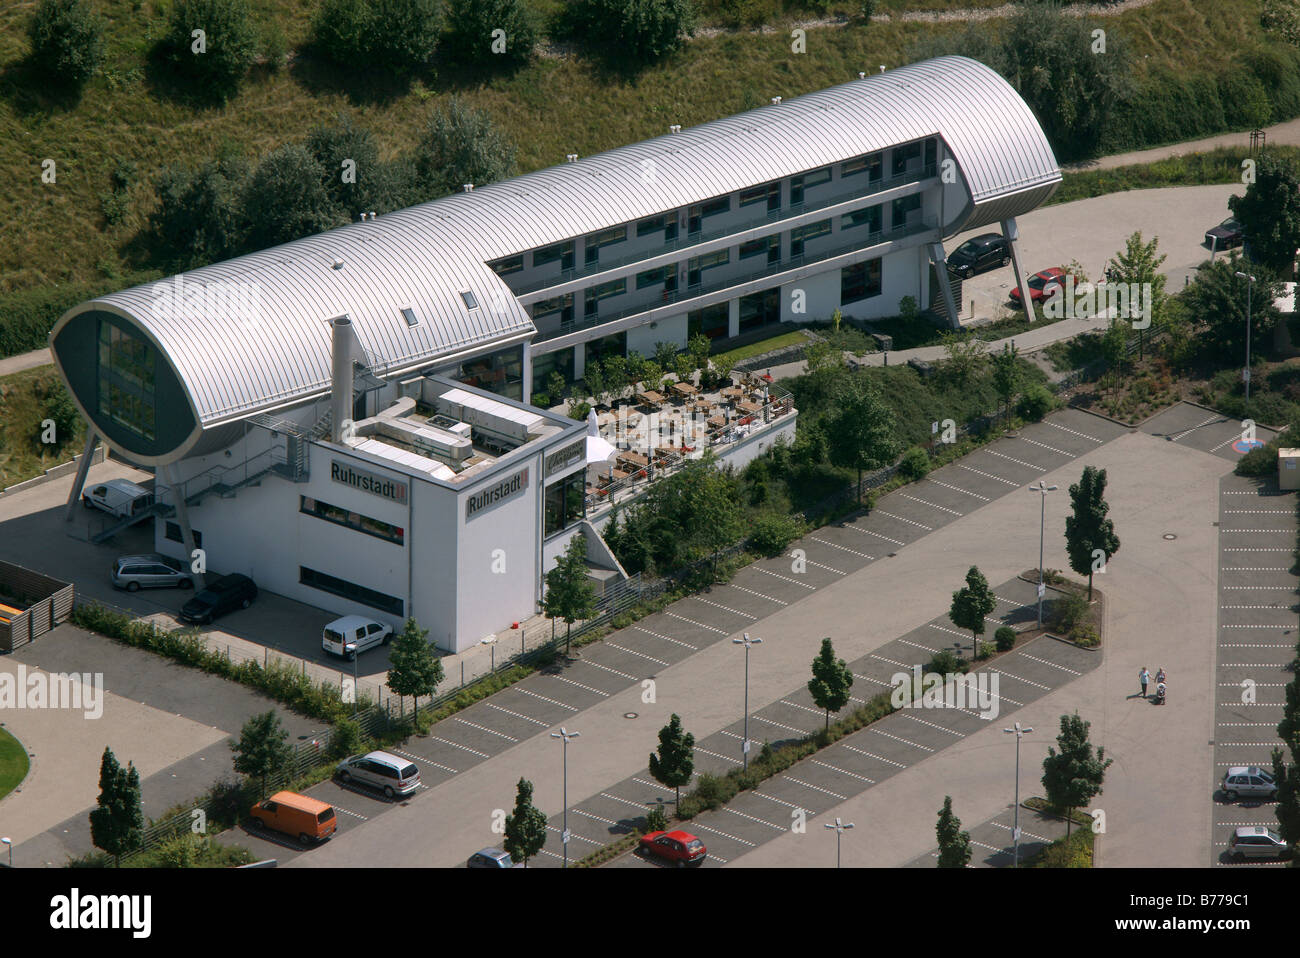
<box><xmin>178</xmin><ymin>573</ymin><xmax>257</xmax><ymax>625</ymax></box>
<box><xmin>1205</xmin><ymin>217</ymin><xmax>1244</xmax><ymax>252</ymax></box>
<box><xmin>639</xmin><ymin>830</ymin><xmax>707</xmax><ymax>866</ymax></box>
<box><xmin>467</xmin><ymin>847</ymin><xmax>519</xmax><ymax>868</ymax></box>
<box><xmin>947</xmin><ymin>233</ymin><xmax>1010</xmax><ymax>278</ymax></box>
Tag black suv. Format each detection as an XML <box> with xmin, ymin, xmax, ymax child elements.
<box><xmin>179</xmin><ymin>573</ymin><xmax>258</xmax><ymax>625</ymax></box>
<box><xmin>947</xmin><ymin>233</ymin><xmax>1011</xmax><ymax>278</ymax></box>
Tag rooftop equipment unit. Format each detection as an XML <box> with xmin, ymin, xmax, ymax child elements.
<box><xmin>434</xmin><ymin>387</ymin><xmax>543</xmax><ymax>446</ymax></box>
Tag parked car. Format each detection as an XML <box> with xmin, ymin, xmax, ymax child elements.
<box><xmin>467</xmin><ymin>847</ymin><xmax>520</xmax><ymax>868</ymax></box>
<box><xmin>1205</xmin><ymin>216</ymin><xmax>1244</xmax><ymax>252</ymax></box>
<box><xmin>178</xmin><ymin>573</ymin><xmax>257</xmax><ymax>625</ymax></box>
<box><xmin>336</xmin><ymin>750</ymin><xmax>421</xmax><ymax>799</ymax></box>
<box><xmin>82</xmin><ymin>478</ymin><xmax>154</xmax><ymax>523</ymax></box>
<box><xmin>1221</xmin><ymin>766</ymin><xmax>1277</xmax><ymax>801</ymax></box>
<box><xmin>1228</xmin><ymin>825</ymin><xmax>1290</xmax><ymax>861</ymax></box>
<box><xmin>322</xmin><ymin>615</ymin><xmax>393</xmax><ymax>659</ymax></box>
<box><xmin>639</xmin><ymin>829</ymin><xmax>707</xmax><ymax>866</ymax></box>
<box><xmin>1009</xmin><ymin>266</ymin><xmax>1072</xmax><ymax>305</ymax></box>
<box><xmin>112</xmin><ymin>554</ymin><xmax>194</xmax><ymax>592</ymax></box>
<box><xmin>947</xmin><ymin>233</ymin><xmax>1010</xmax><ymax>278</ymax></box>
<box><xmin>249</xmin><ymin>791</ymin><xmax>337</xmax><ymax>845</ymax></box>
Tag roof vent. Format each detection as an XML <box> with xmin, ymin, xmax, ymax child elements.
<box><xmin>463</xmin><ymin>183</ymin><xmax>474</xmax><ymax>192</ymax></box>
<box><xmin>669</xmin><ymin>124</ymin><xmax>681</xmax><ymax>134</ymax></box>
<box><xmin>770</xmin><ymin>96</ymin><xmax>781</xmax><ymax>105</ymax></box>
<box><xmin>331</xmin><ymin>258</ymin><xmax>344</xmax><ymax>270</ymax></box>
<box><xmin>858</xmin><ymin>72</ymin><xmax>866</xmax><ymax>79</ymax></box>
<box><xmin>879</xmin><ymin>64</ymin><xmax>886</xmax><ymax>73</ymax></box>
<box><xmin>566</xmin><ymin>153</ymin><xmax>578</xmax><ymax>163</ymax></box>
<box><xmin>368</xmin><ymin>211</ymin><xmax>376</xmax><ymax>220</ymax></box>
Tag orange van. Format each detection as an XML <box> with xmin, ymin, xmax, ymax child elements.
<box><xmin>249</xmin><ymin>791</ymin><xmax>337</xmax><ymax>845</ymax></box>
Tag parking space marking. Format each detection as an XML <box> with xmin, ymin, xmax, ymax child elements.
<box><xmin>810</xmin><ymin>759</ymin><xmax>875</xmax><ymax>784</ymax></box>
<box><xmin>810</xmin><ymin>536</ymin><xmax>875</xmax><ymax>559</ymax></box>
<box><xmin>484</xmin><ymin>702</ymin><xmax>551</xmax><ymax>728</ymax></box>
<box><xmin>752</xmin><ymin>714</ymin><xmax>814</xmax><ymax>736</ymax></box>
<box><xmin>1224</xmin><ymin>509</ymin><xmax>1295</xmax><ymax>514</ymax></box>
<box><xmin>720</xmin><ymin>806</ymin><xmax>787</xmax><ymax>830</ymax></box>
<box><xmin>985</xmin><ymin>449</ymin><xmax>1042</xmax><ymax>472</ymax></box>
<box><xmin>804</xmin><ymin>558</ymin><xmax>848</xmax><ymax>575</ymax></box>
<box><xmin>996</xmin><ymin>669</ymin><xmax>1051</xmax><ymax>691</ymax></box>
<box><xmin>664</xmin><ymin>611</ymin><xmax>731</xmax><ymax>634</ymax></box>
<box><xmin>580</xmin><ymin>659</ymin><xmax>637</xmax><ymax>681</ymax></box>
<box><xmin>724</xmin><ymin>582</ymin><xmax>788</xmax><ymax>605</ymax></box>
<box><xmin>956</xmin><ymin>463</ymin><xmax>1020</xmax><ymax>487</ymax></box>
<box><xmin>455</xmin><ymin>717</ymin><xmax>519</xmax><ymax>743</ymax></box>
<box><xmin>694</xmin><ymin>746</ymin><xmax>743</xmax><ymax>766</ymax></box>
<box><xmin>899</xmin><ymin>638</ymin><xmax>942</xmax><ymax>654</ymax></box>
<box><xmin>549</xmin><ymin>675</ymin><xmax>610</xmax><ymax>697</ymax></box>
<box><xmin>691</xmin><ymin>823</ymin><xmax>756</xmax><ymax>847</ymax></box>
<box><xmin>853</xmin><ymin>671</ymin><xmax>892</xmax><ymax>687</ymax></box>
<box><xmin>546</xmin><ymin>824</ymin><xmax>601</xmax><ymax>846</ymax></box>
<box><xmin>1171</xmin><ymin>414</ymin><xmax>1221</xmax><ymax>441</ymax></box>
<box><xmin>780</xmin><ymin>699</ymin><xmax>831</xmax><ymax>717</ymax></box>
<box><xmin>1016</xmin><ymin>436</ymin><xmax>1071</xmax><ymax>457</ymax></box>
<box><xmin>601</xmin><ymin>792</ymin><xmax>654</xmax><ymax>812</ymax></box>
<box><xmin>900</xmin><ymin>494</ymin><xmax>963</xmax><ymax>517</ymax></box>
<box><xmin>752</xmin><ymin>792</ymin><xmax>813</xmax><ymax>813</ymax></box>
<box><xmin>331</xmin><ymin>804</ymin><xmax>369</xmax><ymax>821</ymax></box>
<box><xmin>875</xmin><ymin>510</ymin><xmax>934</xmax><ymax>531</ymax></box>
<box><xmin>898</xmin><ymin>712</ymin><xmax>965</xmax><ymax>737</ymax></box>
<box><xmin>692</xmin><ymin>596</ymin><xmax>755</xmax><ymax>618</ymax></box>
<box><xmin>632</xmin><ymin>626</ymin><xmax>699</xmax><ymax>651</ymax></box>
<box><xmin>430</xmin><ymin>736</ymin><xmax>491</xmax><ymax>758</ymax></box>
<box><xmin>843</xmin><ymin>525</ymin><xmax>907</xmax><ymax>546</ymax></box>
<box><xmin>990</xmin><ymin>821</ymin><xmax>1053</xmax><ymax>844</ymax></box>
<box><xmin>1019</xmin><ymin>652</ymin><xmax>1081</xmax><ymax>676</ymax></box>
<box><xmin>867</xmin><ymin>727</ymin><xmax>934</xmax><ymax>752</ymax></box>
<box><xmin>926</xmin><ymin>478</ymin><xmax>991</xmax><ymax>502</ymax></box>
<box><xmin>841</xmin><ymin>743</ymin><xmax>908</xmax><ymax>767</ymax></box>
<box><xmin>786</xmin><ymin>778</ymin><xmax>847</xmax><ymax>801</ymax></box>
<box><xmin>388</xmin><ymin>747</ymin><xmax>457</xmax><ymax>775</ymax></box>
<box><xmin>514</xmin><ymin>686</ymin><xmax>580</xmax><ymax>711</ymax></box>
<box><xmin>870</xmin><ymin>653</ymin><xmax>912</xmax><ymax>669</ymax></box>
<box><xmin>604</xmin><ymin>642</ymin><xmax>670</xmax><ymax>667</ymax></box>
<box><xmin>572</xmin><ymin>808</ymin><xmax>620</xmax><ymax>828</ymax></box>
<box><xmin>1045</xmin><ymin>420</ymin><xmax>1105</xmax><ymax>443</ymax></box>
<box><xmin>928</xmin><ymin>622</ymin><xmax>969</xmax><ymax>640</ymax></box>
<box><xmin>754</xmin><ymin>567</ymin><xmax>817</xmax><ymax>589</ymax></box>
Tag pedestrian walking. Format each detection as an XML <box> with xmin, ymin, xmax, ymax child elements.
<box><xmin>1139</xmin><ymin>667</ymin><xmax>1150</xmax><ymax>698</ymax></box>
<box><xmin>1156</xmin><ymin>667</ymin><xmax>1166</xmax><ymax>686</ymax></box>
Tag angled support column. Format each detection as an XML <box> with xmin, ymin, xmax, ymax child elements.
<box><xmin>64</xmin><ymin>429</ymin><xmax>100</xmax><ymax>523</ymax></box>
<box><xmin>926</xmin><ymin>243</ymin><xmax>962</xmax><ymax>330</ymax></box>
<box><xmin>1001</xmin><ymin>217</ymin><xmax>1037</xmax><ymax>324</ymax></box>
<box><xmin>158</xmin><ymin>463</ymin><xmax>206</xmax><ymax>589</ymax></box>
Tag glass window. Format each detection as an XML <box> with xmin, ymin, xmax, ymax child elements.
<box><xmin>533</xmin><ymin>241</ymin><xmax>574</xmax><ymax>271</ymax></box>
<box><xmin>739</xmin><ymin>236</ymin><xmax>779</xmax><ymax>260</ymax></box>
<box><xmin>300</xmin><ymin>566</ymin><xmax>404</xmax><ymax>617</ymax></box>
<box><xmin>738</xmin><ymin>289</ymin><xmax>779</xmax><ymax>333</ymax></box>
<box><xmin>488</xmin><ymin>255</ymin><xmax>523</xmax><ymax>276</ymax></box>
<box><xmin>636</xmin><ymin>266</ymin><xmax>676</xmax><ymax>290</ymax></box>
<box><xmin>300</xmin><ymin>496</ymin><xmax>405</xmax><ymax>545</ymax></box>
<box><xmin>584</xmin><ymin>278</ymin><xmax>626</xmax><ymax>316</ymax></box>
<box><xmin>840</xmin><ymin>206</ymin><xmax>882</xmax><ymax>233</ymax></box>
<box><xmin>892</xmin><ymin>142</ymin><xmax>922</xmax><ymax>177</ymax></box>
<box><xmin>790</xmin><ymin>219</ymin><xmax>831</xmax><ymax>257</ymax></box>
<box><xmin>460</xmin><ymin>290</ymin><xmax>479</xmax><ymax>310</ymax></box>
<box><xmin>401</xmin><ymin>307</ymin><xmax>419</xmax><ymax>327</ymax></box>
<box><xmin>97</xmin><ymin>319</ymin><xmax>157</xmax><ymax>443</ymax></box>
<box><xmin>687</xmin><ymin>303</ymin><xmax>729</xmax><ymax>340</ymax></box>
<box><xmin>890</xmin><ymin>194</ymin><xmax>921</xmax><ymax>230</ymax></box>
<box><xmin>584</xmin><ymin>225</ymin><xmax>627</xmax><ymax>265</ymax></box>
<box><xmin>544</xmin><ymin>471</ymin><xmax>585</xmax><ymax>536</ymax></box>
<box><xmin>841</xmin><ymin>259</ymin><xmax>882</xmax><ymax>304</ymax></box>
<box><xmin>636</xmin><ymin>215</ymin><xmax>667</xmax><ymax>237</ymax></box>
<box><xmin>687</xmin><ymin>249</ymin><xmax>729</xmax><ymax>286</ymax></box>
<box><xmin>739</xmin><ymin>182</ymin><xmax>779</xmax><ymax>207</ymax></box>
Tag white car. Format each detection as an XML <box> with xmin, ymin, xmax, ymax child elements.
<box><xmin>322</xmin><ymin>615</ymin><xmax>392</xmax><ymax>659</ymax></box>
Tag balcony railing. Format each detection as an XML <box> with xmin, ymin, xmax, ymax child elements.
<box><xmin>509</xmin><ymin>163</ymin><xmax>938</xmax><ymax>298</ymax></box>
<box><xmin>539</xmin><ymin>218</ymin><xmax>933</xmax><ymax>343</ymax></box>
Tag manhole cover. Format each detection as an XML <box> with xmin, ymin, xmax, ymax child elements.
<box><xmin>1163</xmin><ymin>533</ymin><xmax>1177</xmax><ymax>540</ymax></box>
<box><xmin>624</xmin><ymin>712</ymin><xmax>638</xmax><ymax>720</ymax></box>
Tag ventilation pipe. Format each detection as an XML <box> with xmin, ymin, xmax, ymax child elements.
<box><xmin>566</xmin><ymin>153</ymin><xmax>579</xmax><ymax>163</ymax></box>
<box><xmin>669</xmin><ymin>125</ymin><xmax>681</xmax><ymax>134</ymax></box>
<box><xmin>463</xmin><ymin>183</ymin><xmax>474</xmax><ymax>192</ymax></box>
<box><xmin>331</xmin><ymin>315</ymin><xmax>359</xmax><ymax>443</ymax></box>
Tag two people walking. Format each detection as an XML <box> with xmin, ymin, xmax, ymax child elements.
<box><xmin>1139</xmin><ymin>667</ymin><xmax>1166</xmax><ymax>700</ymax></box>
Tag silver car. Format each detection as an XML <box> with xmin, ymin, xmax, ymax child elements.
<box><xmin>112</xmin><ymin>554</ymin><xmax>194</xmax><ymax>592</ymax></box>
<box><xmin>1228</xmin><ymin>826</ymin><xmax>1289</xmax><ymax>861</ymax></box>
<box><xmin>336</xmin><ymin>751</ymin><xmax>420</xmax><ymax>799</ymax></box>
<box><xmin>1221</xmin><ymin>766</ymin><xmax>1278</xmax><ymax>801</ymax></box>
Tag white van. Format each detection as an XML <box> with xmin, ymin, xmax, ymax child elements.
<box><xmin>322</xmin><ymin>615</ymin><xmax>392</xmax><ymax>659</ymax></box>
<box><xmin>82</xmin><ymin>479</ymin><xmax>154</xmax><ymax>522</ymax></box>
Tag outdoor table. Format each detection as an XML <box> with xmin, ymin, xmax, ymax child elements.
<box><xmin>636</xmin><ymin>390</ymin><xmax>664</xmax><ymax>406</ymax></box>
<box><xmin>707</xmin><ymin>415</ymin><xmax>726</xmax><ymax>429</ymax></box>
<box><xmin>671</xmin><ymin>381</ymin><xmax>697</xmax><ymax>398</ymax></box>
<box><xmin>619</xmin><ymin>451</ymin><xmax>649</xmax><ymax>468</ymax></box>
<box><xmin>691</xmin><ymin>401</ymin><xmax>712</xmax><ymax>414</ymax></box>
<box><xmin>736</xmin><ymin>401</ymin><xmax>762</xmax><ymax>415</ymax></box>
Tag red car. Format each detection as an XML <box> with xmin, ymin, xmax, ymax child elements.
<box><xmin>639</xmin><ymin>830</ymin><xmax>707</xmax><ymax>866</ymax></box>
<box><xmin>1009</xmin><ymin>267</ymin><xmax>1070</xmax><ymax>304</ymax></box>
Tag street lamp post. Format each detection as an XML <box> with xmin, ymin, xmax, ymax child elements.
<box><xmin>1002</xmin><ymin>722</ymin><xmax>1032</xmax><ymax>868</ymax></box>
<box><xmin>1029</xmin><ymin>480</ymin><xmax>1057</xmax><ymax>629</ymax></box>
<box><xmin>1</xmin><ymin>836</ymin><xmax>11</xmax><ymax>869</ymax></box>
<box><xmin>345</xmin><ymin>643</ymin><xmax>359</xmax><ymax>717</ymax></box>
<box><xmin>733</xmin><ymin>633</ymin><xmax>763</xmax><ymax>770</ymax></box>
<box><xmin>481</xmin><ymin>634</ymin><xmax>497</xmax><ymax>673</ymax></box>
<box><xmin>1235</xmin><ymin>271</ymin><xmax>1256</xmax><ymax>412</ymax></box>
<box><xmin>823</xmin><ymin>817</ymin><xmax>854</xmax><ymax>868</ymax></box>
<box><xmin>550</xmin><ymin>727</ymin><xmax>580</xmax><ymax>868</ymax></box>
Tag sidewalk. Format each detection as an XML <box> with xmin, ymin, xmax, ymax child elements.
<box><xmin>1064</xmin><ymin>117</ymin><xmax>1300</xmax><ymax>173</ymax></box>
<box><xmin>0</xmin><ymin>347</ymin><xmax>51</xmax><ymax>378</ymax></box>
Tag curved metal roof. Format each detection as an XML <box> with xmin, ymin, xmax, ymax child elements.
<box><xmin>54</xmin><ymin>55</ymin><xmax>1058</xmax><ymax>437</ymax></box>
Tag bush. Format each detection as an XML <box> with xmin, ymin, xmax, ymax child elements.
<box><xmin>927</xmin><ymin>648</ymin><xmax>968</xmax><ymax>675</ymax></box>
<box><xmin>446</xmin><ymin>0</ymin><xmax>538</xmax><ymax>67</ymax></box>
<box><xmin>147</xmin><ymin>155</ymin><xmax>249</xmax><ymax>269</ymax></box>
<box><xmin>995</xmin><ymin>625</ymin><xmax>1016</xmax><ymax>652</ymax></box>
<box><xmin>1016</xmin><ymin>383</ymin><xmax>1054</xmax><ymax>422</ymax></box>
<box><xmin>329</xmin><ymin>717</ymin><xmax>367</xmax><ymax>759</ymax></box>
<box><xmin>1049</xmin><ymin>592</ymin><xmax>1091</xmax><ymax>634</ymax></box>
<box><xmin>976</xmin><ymin>641</ymin><xmax>995</xmax><ymax>660</ymax></box>
<box><xmin>240</xmin><ymin>145</ymin><xmax>342</xmax><ymax>252</ymax></box>
<box><xmin>415</xmin><ymin>97</ymin><xmax>517</xmax><ymax>200</ymax></box>
<box><xmin>313</xmin><ymin>0</ymin><xmax>442</xmax><ymax>76</ymax></box>
<box><xmin>28</xmin><ymin>0</ymin><xmax>105</xmax><ymax>87</ymax></box>
<box><xmin>565</xmin><ymin>0</ymin><xmax>696</xmax><ymax>66</ymax></box>
<box><xmin>897</xmin><ymin>445</ymin><xmax>930</xmax><ymax>481</ymax></box>
<box><xmin>1069</xmin><ymin>622</ymin><xmax>1100</xmax><ymax>647</ymax></box>
<box><xmin>157</xmin><ymin>0</ymin><xmax>259</xmax><ymax>102</ymax></box>
<box><xmin>747</xmin><ymin>512</ymin><xmax>804</xmax><ymax>557</ymax></box>
<box><xmin>645</xmin><ymin>803</ymin><xmax>668</xmax><ymax>832</ymax></box>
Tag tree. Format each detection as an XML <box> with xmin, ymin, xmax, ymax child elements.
<box><xmin>1099</xmin><ymin>319</ymin><xmax>1128</xmax><ymax>399</ymax></box>
<box><xmin>807</xmin><ymin>638</ymin><xmax>854</xmax><ymax>730</ymax></box>
<box><xmin>446</xmin><ymin>0</ymin><xmax>538</xmax><ymax>67</ymax></box>
<box><xmin>990</xmin><ymin>342</ymin><xmax>1020</xmax><ymax>423</ymax></box>
<box><xmin>582</xmin><ymin>358</ymin><xmax>606</xmax><ymax>406</ymax></box>
<box><xmin>827</xmin><ymin>376</ymin><xmax>901</xmax><ymax>502</ymax></box>
<box><xmin>949</xmin><ymin>565</ymin><xmax>997</xmax><ymax>660</ymax></box>
<box><xmin>687</xmin><ymin>333</ymin><xmax>712</xmax><ymax>372</ymax></box>
<box><xmin>1064</xmin><ymin>465</ymin><xmax>1120</xmax><ymax>599</ymax></box>
<box><xmin>935</xmin><ymin>795</ymin><xmax>971</xmax><ymax>868</ymax></box>
<box><xmin>307</xmin><ymin>115</ymin><xmax>386</xmax><ymax>220</ymax></box>
<box><xmin>415</xmin><ymin>97</ymin><xmax>517</xmax><ymax>200</ymax></box>
<box><xmin>648</xmin><ymin>713</ymin><xmax>695</xmax><ymax>806</ymax></box>
<box><xmin>544</xmin><ymin>534</ymin><xmax>598</xmax><ymax>656</ymax></box>
<box><xmin>158</xmin><ymin>0</ymin><xmax>259</xmax><ymax>102</ymax></box>
<box><xmin>148</xmin><ymin>154</ymin><xmax>250</xmax><ymax>269</ymax></box>
<box><xmin>1230</xmin><ymin>152</ymin><xmax>1300</xmax><ymax>274</ymax></box>
<box><xmin>939</xmin><ymin>331</ymin><xmax>987</xmax><ymax>386</ymax></box>
<box><xmin>88</xmin><ymin>747</ymin><xmax>144</xmax><ymax>864</ymax></box>
<box><xmin>230</xmin><ymin>710</ymin><xmax>294</xmax><ymax>798</ymax></box>
<box><xmin>1183</xmin><ymin>253</ymin><xmax>1283</xmax><ymax>357</ymax></box>
<box><xmin>42</xmin><ymin>386</ymin><xmax>82</xmax><ymax>451</ymax></box>
<box><xmin>386</xmin><ymin>618</ymin><xmax>445</xmax><ymax>715</ymax></box>
<box><xmin>313</xmin><ymin>0</ymin><xmax>442</xmax><ymax>76</ymax></box>
<box><xmin>567</xmin><ymin>0</ymin><xmax>697</xmax><ymax>66</ymax></box>
<box><xmin>28</xmin><ymin>0</ymin><xmax>105</xmax><ymax>88</ymax></box>
<box><xmin>1041</xmin><ymin>713</ymin><xmax>1112</xmax><ymax>835</ymax></box>
<box><xmin>1105</xmin><ymin>232</ymin><xmax>1167</xmax><ymax>360</ymax></box>
<box><xmin>241</xmin><ymin>144</ymin><xmax>344</xmax><ymax>253</ymax></box>
<box><xmin>502</xmin><ymin>777</ymin><xmax>548</xmax><ymax>867</ymax></box>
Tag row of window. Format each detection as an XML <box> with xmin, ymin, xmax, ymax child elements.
<box><xmin>544</xmin><ymin>472</ymin><xmax>585</xmax><ymax>537</ymax></box>
<box><xmin>301</xmin><ymin>566</ymin><xmax>404</xmax><ymax>617</ymax></box>
<box><xmin>97</xmin><ymin>320</ymin><xmax>157</xmax><ymax>442</ymax></box>
<box><xmin>300</xmin><ymin>496</ymin><xmax>405</xmax><ymax>545</ymax></box>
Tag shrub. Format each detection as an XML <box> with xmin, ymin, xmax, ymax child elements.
<box><xmin>566</xmin><ymin>0</ymin><xmax>696</xmax><ymax>66</ymax></box>
<box><xmin>147</xmin><ymin>155</ymin><xmax>250</xmax><ymax>269</ymax></box>
<box><xmin>28</xmin><ymin>0</ymin><xmax>106</xmax><ymax>87</ymax></box>
<box><xmin>329</xmin><ymin>717</ymin><xmax>367</xmax><ymax>759</ymax></box>
<box><xmin>240</xmin><ymin>145</ymin><xmax>342</xmax><ymax>252</ymax></box>
<box><xmin>1016</xmin><ymin>383</ymin><xmax>1054</xmax><ymax>421</ymax></box>
<box><xmin>748</xmin><ymin>512</ymin><xmax>804</xmax><ymax>557</ymax></box>
<box><xmin>1069</xmin><ymin>622</ymin><xmax>1100</xmax><ymax>647</ymax></box>
<box><xmin>313</xmin><ymin>0</ymin><xmax>442</xmax><ymax>76</ymax></box>
<box><xmin>157</xmin><ymin>0</ymin><xmax>259</xmax><ymax>102</ymax></box>
<box><xmin>975</xmin><ymin>641</ymin><xmax>995</xmax><ymax>660</ymax></box>
<box><xmin>645</xmin><ymin>802</ymin><xmax>668</xmax><ymax>832</ymax></box>
<box><xmin>415</xmin><ymin>97</ymin><xmax>517</xmax><ymax>200</ymax></box>
<box><xmin>897</xmin><ymin>445</ymin><xmax>930</xmax><ymax>481</ymax></box>
<box><xmin>1049</xmin><ymin>592</ymin><xmax>1091</xmax><ymax>634</ymax></box>
<box><xmin>927</xmin><ymin>648</ymin><xmax>968</xmax><ymax>675</ymax></box>
<box><xmin>995</xmin><ymin>625</ymin><xmax>1016</xmax><ymax>652</ymax></box>
<box><xmin>445</xmin><ymin>0</ymin><xmax>538</xmax><ymax>67</ymax></box>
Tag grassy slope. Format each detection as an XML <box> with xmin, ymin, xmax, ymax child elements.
<box><xmin>0</xmin><ymin>364</ymin><xmax>87</xmax><ymax>488</ymax></box>
<box><xmin>0</xmin><ymin>0</ymin><xmax>1274</xmax><ymax>294</ymax></box>
<box><xmin>0</xmin><ymin>726</ymin><xmax>30</xmax><ymax>802</ymax></box>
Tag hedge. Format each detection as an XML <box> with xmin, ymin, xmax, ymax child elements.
<box><xmin>0</xmin><ymin>272</ymin><xmax>160</xmax><ymax>359</ymax></box>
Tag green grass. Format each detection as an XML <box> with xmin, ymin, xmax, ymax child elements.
<box><xmin>0</xmin><ymin>0</ymin><xmax>1280</xmax><ymax>297</ymax></box>
<box><xmin>712</xmin><ymin>329</ymin><xmax>810</xmax><ymax>364</ymax></box>
<box><xmin>0</xmin><ymin>726</ymin><xmax>30</xmax><ymax>802</ymax></box>
<box><xmin>0</xmin><ymin>365</ymin><xmax>86</xmax><ymax>490</ymax></box>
